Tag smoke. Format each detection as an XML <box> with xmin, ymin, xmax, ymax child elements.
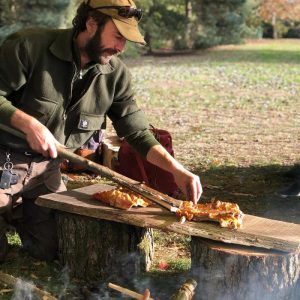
<box><xmin>57</xmin><ymin>265</ymin><xmax>71</xmax><ymax>299</ymax></box>
<box><xmin>11</xmin><ymin>279</ymin><xmax>36</xmax><ymax>300</ymax></box>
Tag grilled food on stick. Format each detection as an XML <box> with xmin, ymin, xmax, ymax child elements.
<box><xmin>93</xmin><ymin>188</ymin><xmax>244</xmax><ymax>229</ymax></box>
<box><xmin>93</xmin><ymin>187</ymin><xmax>152</xmax><ymax>210</ymax></box>
<box><xmin>175</xmin><ymin>200</ymin><xmax>244</xmax><ymax>229</ymax></box>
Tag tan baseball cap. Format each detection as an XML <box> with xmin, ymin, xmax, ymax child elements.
<box><xmin>85</xmin><ymin>0</ymin><xmax>146</xmax><ymax>45</ymax></box>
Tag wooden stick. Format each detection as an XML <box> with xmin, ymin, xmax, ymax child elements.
<box><xmin>0</xmin><ymin>271</ymin><xmax>57</xmax><ymax>300</ymax></box>
<box><xmin>0</xmin><ymin>124</ymin><xmax>181</xmax><ymax>213</ymax></box>
<box><xmin>108</xmin><ymin>282</ymin><xmax>154</xmax><ymax>300</ymax></box>
<box><xmin>56</xmin><ymin>145</ymin><xmax>182</xmax><ymax>211</ymax></box>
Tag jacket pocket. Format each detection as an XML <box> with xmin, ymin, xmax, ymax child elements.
<box><xmin>19</xmin><ymin>97</ymin><xmax>58</xmax><ymax>125</ymax></box>
<box><xmin>76</xmin><ymin>112</ymin><xmax>105</xmax><ymax>131</ymax></box>
<box><xmin>65</xmin><ymin>113</ymin><xmax>105</xmax><ymax>149</ymax></box>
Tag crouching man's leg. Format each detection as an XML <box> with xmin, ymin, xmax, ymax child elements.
<box><xmin>0</xmin><ymin>215</ymin><xmax>8</xmax><ymax>263</ymax></box>
<box><xmin>10</xmin><ymin>156</ymin><xmax>66</xmax><ymax>262</ymax></box>
<box><xmin>0</xmin><ymin>194</ymin><xmax>12</xmax><ymax>263</ymax></box>
<box><xmin>14</xmin><ymin>185</ymin><xmax>59</xmax><ymax>262</ymax></box>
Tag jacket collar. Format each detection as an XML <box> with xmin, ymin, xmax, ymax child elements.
<box><xmin>49</xmin><ymin>28</ymin><xmax>115</xmax><ymax>75</ymax></box>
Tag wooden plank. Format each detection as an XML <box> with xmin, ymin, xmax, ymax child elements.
<box><xmin>36</xmin><ymin>184</ymin><xmax>300</xmax><ymax>253</ymax></box>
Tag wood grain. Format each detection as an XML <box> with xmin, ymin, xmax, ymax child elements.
<box><xmin>36</xmin><ymin>184</ymin><xmax>300</xmax><ymax>253</ymax></box>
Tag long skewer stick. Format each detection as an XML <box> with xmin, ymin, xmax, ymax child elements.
<box><xmin>0</xmin><ymin>124</ymin><xmax>181</xmax><ymax>211</ymax></box>
<box><xmin>108</xmin><ymin>282</ymin><xmax>154</xmax><ymax>300</ymax></box>
<box><xmin>0</xmin><ymin>271</ymin><xmax>57</xmax><ymax>300</ymax></box>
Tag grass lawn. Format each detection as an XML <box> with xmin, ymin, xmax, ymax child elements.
<box><xmin>1</xmin><ymin>39</ymin><xmax>300</xmax><ymax>299</ymax></box>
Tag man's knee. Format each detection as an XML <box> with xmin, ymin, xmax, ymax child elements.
<box><xmin>22</xmin><ymin>238</ymin><xmax>58</xmax><ymax>262</ymax></box>
<box><xmin>0</xmin><ymin>216</ymin><xmax>9</xmax><ymax>263</ymax></box>
<box><xmin>0</xmin><ymin>193</ymin><xmax>12</xmax><ymax>214</ymax></box>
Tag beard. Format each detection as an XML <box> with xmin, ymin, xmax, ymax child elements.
<box><xmin>84</xmin><ymin>27</ymin><xmax>118</xmax><ymax>65</ymax></box>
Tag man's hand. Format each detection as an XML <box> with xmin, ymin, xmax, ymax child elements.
<box><xmin>146</xmin><ymin>144</ymin><xmax>202</xmax><ymax>203</ymax></box>
<box><xmin>11</xmin><ymin>109</ymin><xmax>59</xmax><ymax>158</ymax></box>
<box><xmin>172</xmin><ymin>167</ymin><xmax>202</xmax><ymax>204</ymax></box>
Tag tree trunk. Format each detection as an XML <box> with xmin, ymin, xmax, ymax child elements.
<box><xmin>56</xmin><ymin>212</ymin><xmax>154</xmax><ymax>282</ymax></box>
<box><xmin>272</xmin><ymin>12</ymin><xmax>278</xmax><ymax>39</ymax></box>
<box><xmin>191</xmin><ymin>237</ymin><xmax>300</xmax><ymax>300</ymax></box>
<box><xmin>185</xmin><ymin>0</ymin><xmax>193</xmax><ymax>49</ymax></box>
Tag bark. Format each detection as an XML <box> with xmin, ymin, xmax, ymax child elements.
<box><xmin>185</xmin><ymin>0</ymin><xmax>193</xmax><ymax>49</ymax></box>
<box><xmin>272</xmin><ymin>12</ymin><xmax>278</xmax><ymax>39</ymax></box>
<box><xmin>190</xmin><ymin>238</ymin><xmax>300</xmax><ymax>300</ymax></box>
<box><xmin>56</xmin><ymin>212</ymin><xmax>154</xmax><ymax>282</ymax></box>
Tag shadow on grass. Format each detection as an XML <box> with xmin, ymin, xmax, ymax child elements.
<box><xmin>202</xmin><ymin>49</ymin><xmax>300</xmax><ymax>64</ymax></box>
<box><xmin>140</xmin><ymin>48</ymin><xmax>300</xmax><ymax>65</ymax></box>
<box><xmin>194</xmin><ymin>164</ymin><xmax>300</xmax><ymax>224</ymax></box>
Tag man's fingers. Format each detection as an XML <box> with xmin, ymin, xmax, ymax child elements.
<box><xmin>197</xmin><ymin>177</ymin><xmax>203</xmax><ymax>200</ymax></box>
<box><xmin>48</xmin><ymin>144</ymin><xmax>58</xmax><ymax>159</ymax></box>
<box><xmin>192</xmin><ymin>176</ymin><xmax>202</xmax><ymax>204</ymax></box>
<box><xmin>143</xmin><ymin>288</ymin><xmax>150</xmax><ymax>300</ymax></box>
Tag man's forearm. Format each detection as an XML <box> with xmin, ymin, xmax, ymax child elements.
<box><xmin>146</xmin><ymin>144</ymin><xmax>202</xmax><ymax>203</ymax></box>
<box><xmin>11</xmin><ymin>109</ymin><xmax>40</xmax><ymax>135</ymax></box>
<box><xmin>10</xmin><ymin>109</ymin><xmax>58</xmax><ymax>158</ymax></box>
<box><xmin>146</xmin><ymin>144</ymin><xmax>183</xmax><ymax>173</ymax></box>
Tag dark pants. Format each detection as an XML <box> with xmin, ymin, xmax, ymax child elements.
<box><xmin>0</xmin><ymin>149</ymin><xmax>66</xmax><ymax>261</ymax></box>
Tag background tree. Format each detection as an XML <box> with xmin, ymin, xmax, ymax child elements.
<box><xmin>259</xmin><ymin>0</ymin><xmax>300</xmax><ymax>38</ymax></box>
<box><xmin>138</xmin><ymin>0</ymin><xmax>189</xmax><ymax>52</ymax></box>
<box><xmin>1</xmin><ymin>0</ymin><xmax>300</xmax><ymax>53</ymax></box>
<box><xmin>0</xmin><ymin>0</ymin><xmax>74</xmax><ymax>43</ymax></box>
<box><xmin>185</xmin><ymin>0</ymin><xmax>193</xmax><ymax>49</ymax></box>
<box><xmin>193</xmin><ymin>0</ymin><xmax>249</xmax><ymax>49</ymax></box>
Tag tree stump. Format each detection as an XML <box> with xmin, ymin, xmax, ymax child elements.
<box><xmin>191</xmin><ymin>237</ymin><xmax>300</xmax><ymax>300</ymax></box>
<box><xmin>56</xmin><ymin>212</ymin><xmax>154</xmax><ymax>282</ymax></box>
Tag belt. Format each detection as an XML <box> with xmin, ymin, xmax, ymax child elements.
<box><xmin>23</xmin><ymin>151</ymin><xmax>39</xmax><ymax>157</ymax></box>
<box><xmin>0</xmin><ymin>145</ymin><xmax>41</xmax><ymax>158</ymax></box>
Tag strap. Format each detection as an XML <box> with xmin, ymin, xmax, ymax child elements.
<box><xmin>135</xmin><ymin>154</ymin><xmax>150</xmax><ymax>186</ymax></box>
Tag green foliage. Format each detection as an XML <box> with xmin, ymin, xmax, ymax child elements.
<box><xmin>121</xmin><ymin>42</ymin><xmax>145</xmax><ymax>58</ymax></box>
<box><xmin>7</xmin><ymin>233</ymin><xmax>21</xmax><ymax>246</ymax></box>
<box><xmin>193</xmin><ymin>0</ymin><xmax>250</xmax><ymax>49</ymax></box>
<box><xmin>139</xmin><ymin>0</ymin><xmax>189</xmax><ymax>51</ymax></box>
<box><xmin>0</xmin><ymin>0</ymin><xmax>72</xmax><ymax>43</ymax></box>
<box><xmin>284</xmin><ymin>23</ymin><xmax>300</xmax><ymax>38</ymax></box>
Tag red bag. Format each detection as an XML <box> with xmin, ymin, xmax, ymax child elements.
<box><xmin>115</xmin><ymin>127</ymin><xmax>179</xmax><ymax>196</ymax></box>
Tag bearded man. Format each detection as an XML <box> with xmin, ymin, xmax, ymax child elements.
<box><xmin>0</xmin><ymin>0</ymin><xmax>202</xmax><ymax>262</ymax></box>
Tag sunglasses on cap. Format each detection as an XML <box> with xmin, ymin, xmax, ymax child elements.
<box><xmin>91</xmin><ymin>5</ymin><xmax>143</xmax><ymax>21</ymax></box>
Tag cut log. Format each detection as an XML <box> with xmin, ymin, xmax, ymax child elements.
<box><xmin>56</xmin><ymin>212</ymin><xmax>154</xmax><ymax>282</ymax></box>
<box><xmin>169</xmin><ymin>278</ymin><xmax>197</xmax><ymax>300</ymax></box>
<box><xmin>190</xmin><ymin>238</ymin><xmax>300</xmax><ymax>300</ymax></box>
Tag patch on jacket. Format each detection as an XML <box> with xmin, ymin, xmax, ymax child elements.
<box><xmin>79</xmin><ymin>119</ymin><xmax>89</xmax><ymax>129</ymax></box>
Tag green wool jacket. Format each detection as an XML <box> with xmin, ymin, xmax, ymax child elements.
<box><xmin>0</xmin><ymin>28</ymin><xmax>158</xmax><ymax>156</ymax></box>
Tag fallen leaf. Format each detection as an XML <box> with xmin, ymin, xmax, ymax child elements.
<box><xmin>158</xmin><ymin>260</ymin><xmax>169</xmax><ymax>270</ymax></box>
<box><xmin>31</xmin><ymin>273</ymin><xmax>38</xmax><ymax>279</ymax></box>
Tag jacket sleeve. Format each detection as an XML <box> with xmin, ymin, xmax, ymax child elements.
<box><xmin>107</xmin><ymin>59</ymin><xmax>150</xmax><ymax>137</ymax></box>
<box><xmin>0</xmin><ymin>34</ymin><xmax>29</xmax><ymax>126</ymax></box>
<box><xmin>125</xmin><ymin>128</ymin><xmax>160</xmax><ymax>158</ymax></box>
<box><xmin>107</xmin><ymin>60</ymin><xmax>159</xmax><ymax>157</ymax></box>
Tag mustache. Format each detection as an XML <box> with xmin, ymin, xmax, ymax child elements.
<box><xmin>101</xmin><ymin>48</ymin><xmax>119</xmax><ymax>55</ymax></box>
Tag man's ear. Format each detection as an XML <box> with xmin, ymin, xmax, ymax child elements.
<box><xmin>86</xmin><ymin>17</ymin><xmax>97</xmax><ymax>36</ymax></box>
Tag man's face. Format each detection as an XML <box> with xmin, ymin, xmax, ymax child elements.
<box><xmin>85</xmin><ymin>19</ymin><xmax>126</xmax><ymax>65</ymax></box>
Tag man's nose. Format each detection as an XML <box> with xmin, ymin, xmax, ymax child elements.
<box><xmin>116</xmin><ymin>38</ymin><xmax>126</xmax><ymax>52</ymax></box>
